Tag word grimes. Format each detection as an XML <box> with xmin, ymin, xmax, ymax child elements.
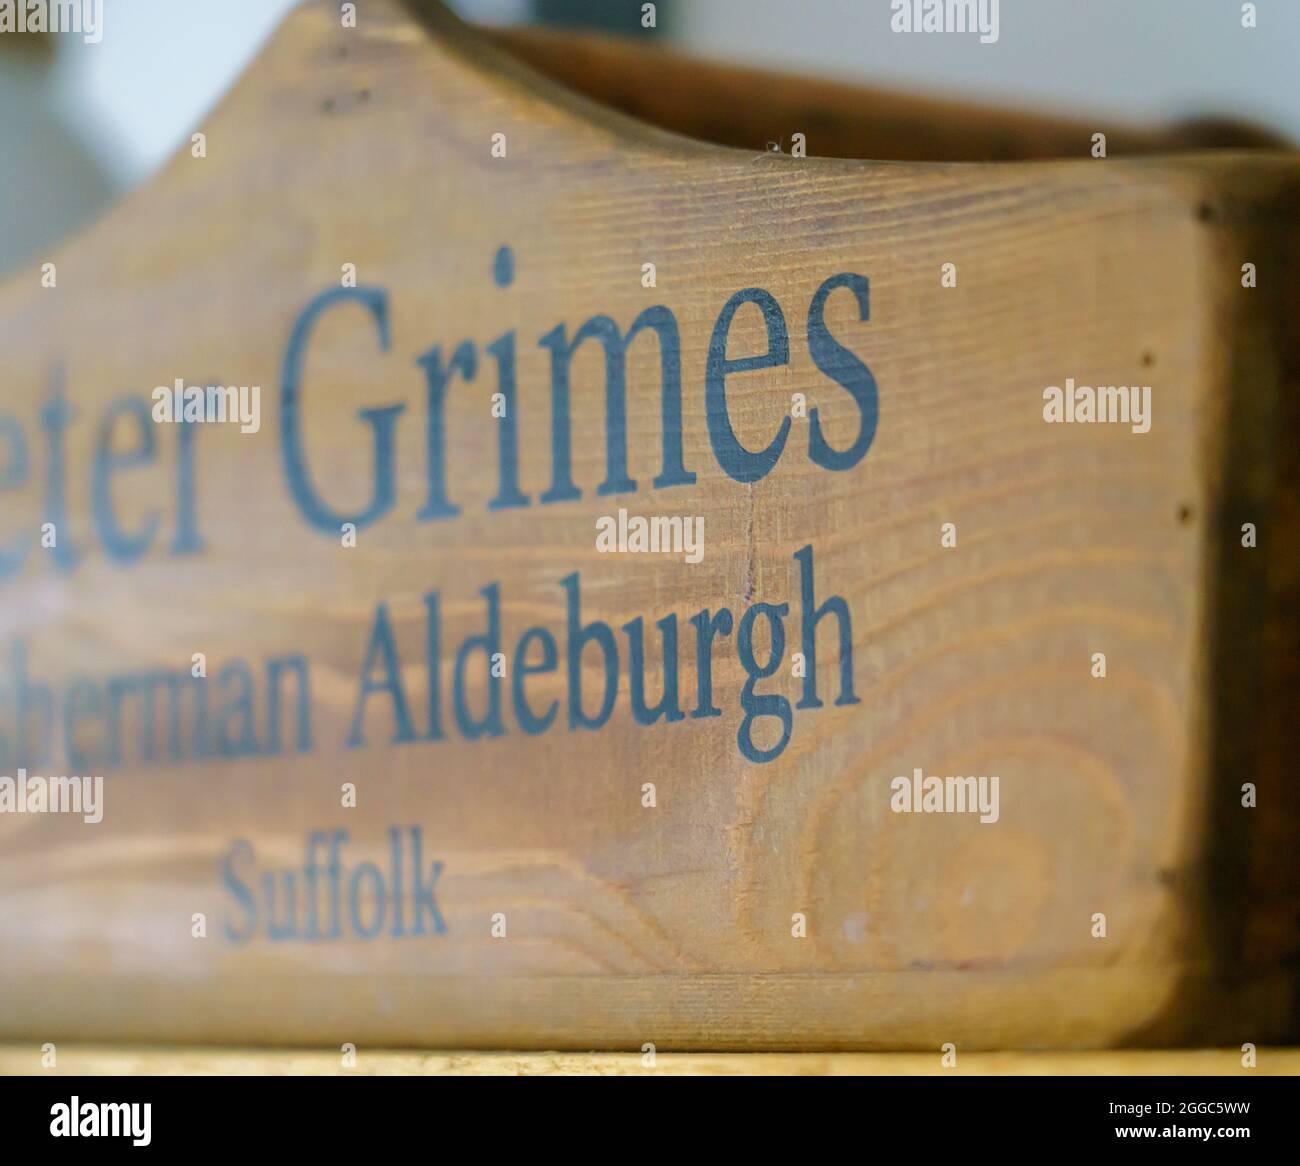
<box><xmin>280</xmin><ymin>249</ymin><xmax>879</xmax><ymax>534</ymax></box>
<box><xmin>0</xmin><ymin>248</ymin><xmax>879</xmax><ymax>581</ymax></box>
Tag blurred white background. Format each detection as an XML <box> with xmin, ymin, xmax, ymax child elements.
<box><xmin>1</xmin><ymin>0</ymin><xmax>1296</xmax><ymax>276</ymax></box>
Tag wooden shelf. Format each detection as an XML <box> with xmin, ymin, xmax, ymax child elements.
<box><xmin>3</xmin><ymin>1045</ymin><xmax>1298</xmax><ymax>1076</ymax></box>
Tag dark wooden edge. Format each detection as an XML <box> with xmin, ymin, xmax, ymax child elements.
<box><xmin>474</xmin><ymin>22</ymin><xmax>1290</xmax><ymax>161</ymax></box>
<box><xmin>1122</xmin><ymin>162</ymin><xmax>1300</xmax><ymax>1047</ymax></box>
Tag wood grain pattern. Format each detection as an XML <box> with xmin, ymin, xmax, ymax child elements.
<box><xmin>0</xmin><ymin>0</ymin><xmax>1296</xmax><ymax>1050</ymax></box>
<box><xmin>2</xmin><ymin>1044</ymin><xmax>1297</xmax><ymax>1077</ymax></box>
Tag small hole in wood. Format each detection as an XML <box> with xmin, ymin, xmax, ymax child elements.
<box><xmin>1177</xmin><ymin>503</ymin><xmax>1194</xmax><ymax>525</ymax></box>
<box><xmin>1141</xmin><ymin>351</ymin><xmax>1155</xmax><ymax>368</ymax></box>
<box><xmin>1197</xmin><ymin>201</ymin><xmax>1216</xmax><ymax>223</ymax></box>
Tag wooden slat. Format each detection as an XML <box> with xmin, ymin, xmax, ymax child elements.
<box><xmin>3</xmin><ymin>1045</ymin><xmax>1298</xmax><ymax>1077</ymax></box>
<box><xmin>478</xmin><ymin>22</ymin><xmax>1290</xmax><ymax>160</ymax></box>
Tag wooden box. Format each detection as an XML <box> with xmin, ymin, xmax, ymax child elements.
<box><xmin>0</xmin><ymin>0</ymin><xmax>1296</xmax><ymax>1051</ymax></box>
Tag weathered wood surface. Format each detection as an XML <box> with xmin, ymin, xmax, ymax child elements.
<box><xmin>0</xmin><ymin>0</ymin><xmax>1296</xmax><ymax>1050</ymax></box>
<box><xmin>2</xmin><ymin>1044</ymin><xmax>1297</xmax><ymax>1077</ymax></box>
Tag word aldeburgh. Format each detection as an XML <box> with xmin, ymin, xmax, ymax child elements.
<box><xmin>0</xmin><ymin>544</ymin><xmax>854</xmax><ymax>768</ymax></box>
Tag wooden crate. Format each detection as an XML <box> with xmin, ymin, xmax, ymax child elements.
<box><xmin>0</xmin><ymin>0</ymin><xmax>1296</xmax><ymax>1051</ymax></box>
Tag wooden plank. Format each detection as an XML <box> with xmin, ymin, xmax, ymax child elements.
<box><xmin>481</xmin><ymin>23</ymin><xmax>1290</xmax><ymax>160</ymax></box>
<box><xmin>2</xmin><ymin>1045</ymin><xmax>1297</xmax><ymax>1077</ymax></box>
<box><xmin>0</xmin><ymin>0</ymin><xmax>1296</xmax><ymax>1050</ymax></box>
